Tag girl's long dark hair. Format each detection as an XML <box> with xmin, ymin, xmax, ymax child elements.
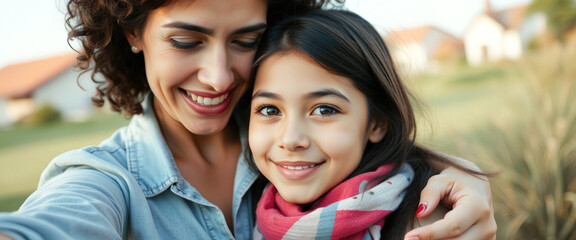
<box><xmin>243</xmin><ymin>9</ymin><xmax>485</xmax><ymax>239</ymax></box>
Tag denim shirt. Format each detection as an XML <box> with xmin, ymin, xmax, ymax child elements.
<box><xmin>0</xmin><ymin>95</ymin><xmax>258</xmax><ymax>240</ymax></box>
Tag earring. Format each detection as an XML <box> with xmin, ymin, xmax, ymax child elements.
<box><xmin>131</xmin><ymin>45</ymin><xmax>138</xmax><ymax>53</ymax></box>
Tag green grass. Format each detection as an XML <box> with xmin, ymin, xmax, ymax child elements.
<box><xmin>0</xmin><ymin>193</ymin><xmax>31</xmax><ymax>212</ymax></box>
<box><xmin>0</xmin><ymin>112</ymin><xmax>129</xmax><ymax>211</ymax></box>
<box><xmin>0</xmin><ymin>112</ymin><xmax>130</xmax><ymax>151</ymax></box>
<box><xmin>407</xmin><ymin>63</ymin><xmax>523</xmax><ymax>155</ymax></box>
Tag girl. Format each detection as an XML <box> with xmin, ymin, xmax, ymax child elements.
<box><xmin>246</xmin><ymin>9</ymin><xmax>487</xmax><ymax>239</ymax></box>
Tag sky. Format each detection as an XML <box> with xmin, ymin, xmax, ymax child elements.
<box><xmin>0</xmin><ymin>0</ymin><xmax>531</xmax><ymax>69</ymax></box>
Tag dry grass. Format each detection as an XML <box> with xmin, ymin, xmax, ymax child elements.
<box><xmin>471</xmin><ymin>45</ymin><xmax>576</xmax><ymax>239</ymax></box>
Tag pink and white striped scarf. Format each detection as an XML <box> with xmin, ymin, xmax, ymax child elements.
<box><xmin>254</xmin><ymin>163</ymin><xmax>414</xmax><ymax>240</ymax></box>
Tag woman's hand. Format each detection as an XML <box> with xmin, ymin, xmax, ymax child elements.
<box><xmin>404</xmin><ymin>166</ymin><xmax>497</xmax><ymax>240</ymax></box>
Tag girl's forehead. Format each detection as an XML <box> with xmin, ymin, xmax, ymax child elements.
<box><xmin>255</xmin><ymin>53</ymin><xmax>359</xmax><ymax>95</ymax></box>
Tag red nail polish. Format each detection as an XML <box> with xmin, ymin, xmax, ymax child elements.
<box><xmin>416</xmin><ymin>202</ymin><xmax>427</xmax><ymax>216</ymax></box>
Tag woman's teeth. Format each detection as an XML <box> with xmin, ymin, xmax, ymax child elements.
<box><xmin>186</xmin><ymin>91</ymin><xmax>228</xmax><ymax>106</ymax></box>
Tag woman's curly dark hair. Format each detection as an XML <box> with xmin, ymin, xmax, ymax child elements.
<box><xmin>66</xmin><ymin>0</ymin><xmax>344</xmax><ymax>116</ymax></box>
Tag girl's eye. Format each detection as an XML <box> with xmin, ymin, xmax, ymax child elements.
<box><xmin>311</xmin><ymin>105</ymin><xmax>340</xmax><ymax>117</ymax></box>
<box><xmin>170</xmin><ymin>38</ymin><xmax>201</xmax><ymax>49</ymax></box>
<box><xmin>256</xmin><ymin>105</ymin><xmax>282</xmax><ymax>116</ymax></box>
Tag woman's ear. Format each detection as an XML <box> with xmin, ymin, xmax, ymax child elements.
<box><xmin>368</xmin><ymin>118</ymin><xmax>387</xmax><ymax>143</ymax></box>
<box><xmin>125</xmin><ymin>31</ymin><xmax>142</xmax><ymax>53</ymax></box>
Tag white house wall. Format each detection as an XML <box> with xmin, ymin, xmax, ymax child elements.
<box><xmin>0</xmin><ymin>98</ymin><xmax>9</xmax><ymax>128</ymax></box>
<box><xmin>4</xmin><ymin>98</ymin><xmax>35</xmax><ymax>126</ymax></box>
<box><xmin>503</xmin><ymin>30</ymin><xmax>522</xmax><ymax>59</ymax></box>
<box><xmin>33</xmin><ymin>68</ymin><xmax>97</xmax><ymax>121</ymax></box>
<box><xmin>464</xmin><ymin>15</ymin><xmax>506</xmax><ymax>65</ymax></box>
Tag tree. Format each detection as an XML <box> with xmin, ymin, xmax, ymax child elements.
<box><xmin>529</xmin><ymin>0</ymin><xmax>576</xmax><ymax>42</ymax></box>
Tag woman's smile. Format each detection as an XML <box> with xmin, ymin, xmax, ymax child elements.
<box><xmin>182</xmin><ymin>89</ymin><xmax>230</xmax><ymax>106</ymax></box>
<box><xmin>179</xmin><ymin>88</ymin><xmax>236</xmax><ymax>115</ymax></box>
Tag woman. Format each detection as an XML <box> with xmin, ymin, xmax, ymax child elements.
<box><xmin>0</xmin><ymin>0</ymin><xmax>495</xmax><ymax>239</ymax></box>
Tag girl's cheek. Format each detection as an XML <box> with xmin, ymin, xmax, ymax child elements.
<box><xmin>248</xmin><ymin>125</ymin><xmax>270</xmax><ymax>156</ymax></box>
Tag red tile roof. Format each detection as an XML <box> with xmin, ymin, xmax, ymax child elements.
<box><xmin>0</xmin><ymin>53</ymin><xmax>78</xmax><ymax>98</ymax></box>
<box><xmin>384</xmin><ymin>25</ymin><xmax>464</xmax><ymax>60</ymax></box>
<box><xmin>484</xmin><ymin>1</ymin><xmax>529</xmax><ymax>31</ymax></box>
<box><xmin>491</xmin><ymin>5</ymin><xmax>529</xmax><ymax>30</ymax></box>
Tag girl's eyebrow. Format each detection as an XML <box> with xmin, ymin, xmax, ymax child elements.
<box><xmin>252</xmin><ymin>90</ymin><xmax>279</xmax><ymax>100</ymax></box>
<box><xmin>252</xmin><ymin>89</ymin><xmax>350</xmax><ymax>102</ymax></box>
<box><xmin>307</xmin><ymin>89</ymin><xmax>350</xmax><ymax>102</ymax></box>
<box><xmin>161</xmin><ymin>22</ymin><xmax>267</xmax><ymax>35</ymax></box>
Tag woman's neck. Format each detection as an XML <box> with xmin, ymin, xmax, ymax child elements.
<box><xmin>153</xmin><ymin>98</ymin><xmax>241</xmax><ymax>165</ymax></box>
<box><xmin>152</xmin><ymin>98</ymin><xmax>241</xmax><ymax>230</ymax></box>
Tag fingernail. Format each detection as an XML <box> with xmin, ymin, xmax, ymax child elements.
<box><xmin>416</xmin><ymin>202</ymin><xmax>427</xmax><ymax>216</ymax></box>
<box><xmin>405</xmin><ymin>237</ymin><xmax>419</xmax><ymax>240</ymax></box>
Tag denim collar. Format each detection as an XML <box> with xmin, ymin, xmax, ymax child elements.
<box><xmin>125</xmin><ymin>94</ymin><xmax>181</xmax><ymax>197</ymax></box>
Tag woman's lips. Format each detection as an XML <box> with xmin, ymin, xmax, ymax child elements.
<box><xmin>274</xmin><ymin>161</ymin><xmax>324</xmax><ymax>180</ymax></box>
<box><xmin>179</xmin><ymin>88</ymin><xmax>235</xmax><ymax>115</ymax></box>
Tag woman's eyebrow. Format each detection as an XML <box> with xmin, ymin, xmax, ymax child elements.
<box><xmin>233</xmin><ymin>23</ymin><xmax>267</xmax><ymax>34</ymax></box>
<box><xmin>162</xmin><ymin>21</ymin><xmax>213</xmax><ymax>34</ymax></box>
<box><xmin>161</xmin><ymin>22</ymin><xmax>267</xmax><ymax>35</ymax></box>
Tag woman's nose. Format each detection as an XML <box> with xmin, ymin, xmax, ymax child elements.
<box><xmin>197</xmin><ymin>44</ymin><xmax>234</xmax><ymax>92</ymax></box>
<box><xmin>277</xmin><ymin>117</ymin><xmax>310</xmax><ymax>151</ymax></box>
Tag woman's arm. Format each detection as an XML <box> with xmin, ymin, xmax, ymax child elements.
<box><xmin>405</xmin><ymin>158</ymin><xmax>496</xmax><ymax>240</ymax></box>
<box><xmin>0</xmin><ymin>168</ymin><xmax>128</xmax><ymax>239</ymax></box>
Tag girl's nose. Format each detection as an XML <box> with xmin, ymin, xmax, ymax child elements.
<box><xmin>197</xmin><ymin>44</ymin><xmax>234</xmax><ymax>92</ymax></box>
<box><xmin>277</xmin><ymin>117</ymin><xmax>310</xmax><ymax>151</ymax></box>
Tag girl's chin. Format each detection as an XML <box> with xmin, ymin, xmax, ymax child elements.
<box><xmin>277</xmin><ymin>187</ymin><xmax>321</xmax><ymax>205</ymax></box>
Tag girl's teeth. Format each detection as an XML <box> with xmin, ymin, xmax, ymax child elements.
<box><xmin>186</xmin><ymin>92</ymin><xmax>228</xmax><ymax>106</ymax></box>
<box><xmin>282</xmin><ymin>164</ymin><xmax>317</xmax><ymax>170</ymax></box>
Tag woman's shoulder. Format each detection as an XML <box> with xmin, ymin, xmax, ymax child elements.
<box><xmin>39</xmin><ymin>126</ymin><xmax>132</xmax><ymax>185</ymax></box>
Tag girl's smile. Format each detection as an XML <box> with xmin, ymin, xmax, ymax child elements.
<box><xmin>273</xmin><ymin>161</ymin><xmax>325</xmax><ymax>180</ymax></box>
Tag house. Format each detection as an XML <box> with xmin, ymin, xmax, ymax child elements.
<box><xmin>463</xmin><ymin>0</ymin><xmax>547</xmax><ymax>66</ymax></box>
<box><xmin>384</xmin><ymin>25</ymin><xmax>464</xmax><ymax>75</ymax></box>
<box><xmin>0</xmin><ymin>53</ymin><xmax>97</xmax><ymax>128</ymax></box>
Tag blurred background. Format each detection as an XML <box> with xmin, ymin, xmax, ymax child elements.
<box><xmin>0</xmin><ymin>0</ymin><xmax>575</xmax><ymax>239</ymax></box>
